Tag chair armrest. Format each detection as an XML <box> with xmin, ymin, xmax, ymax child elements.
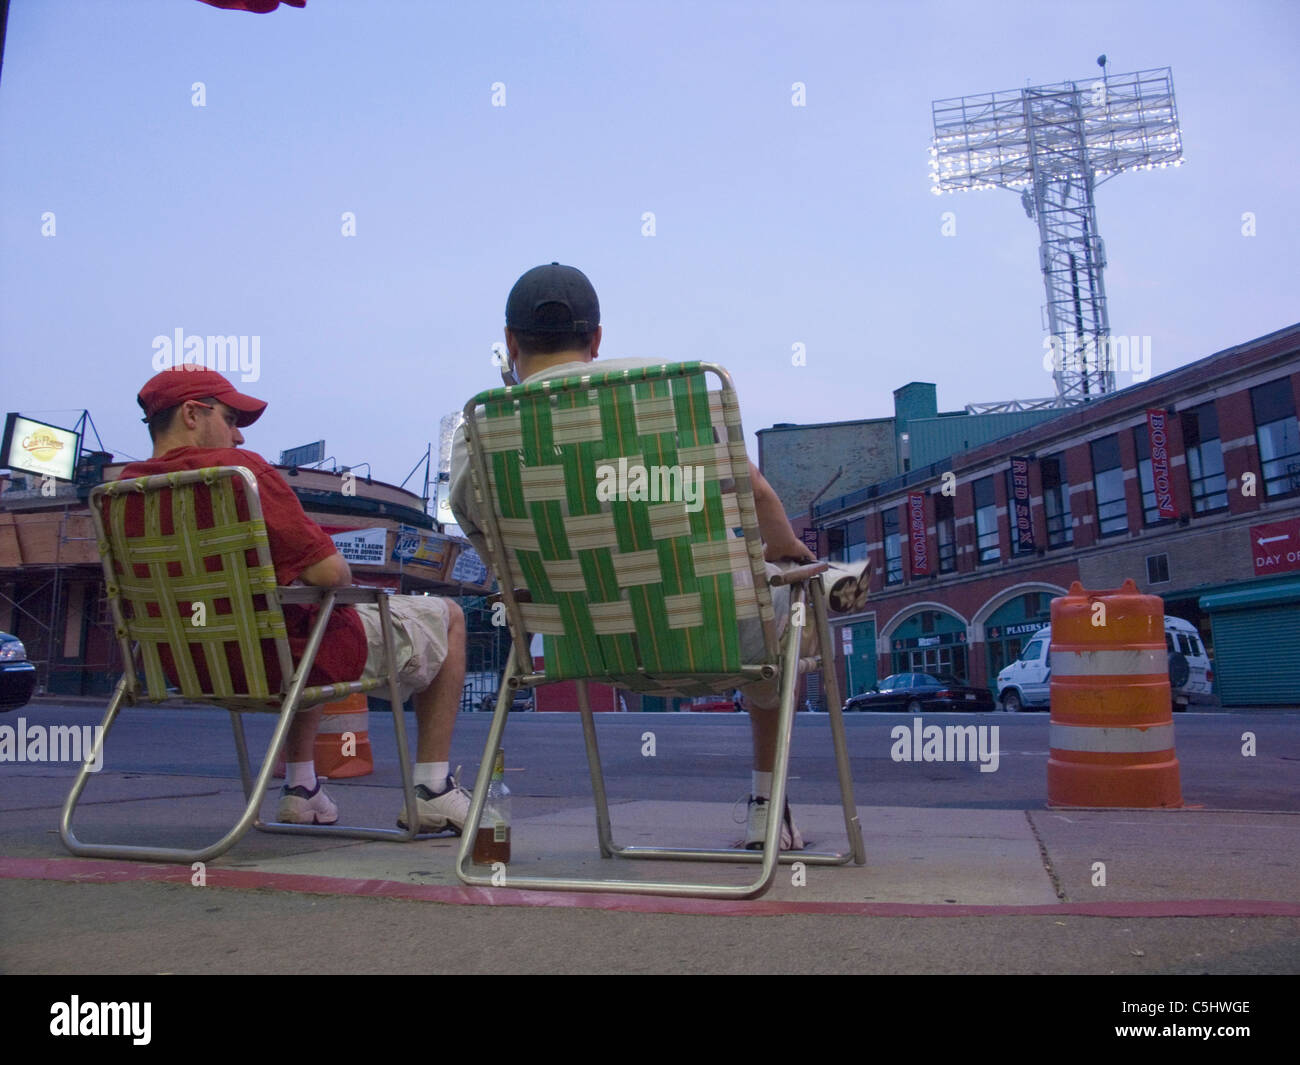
<box><xmin>768</xmin><ymin>562</ymin><xmax>828</xmax><ymax>586</ymax></box>
<box><xmin>277</xmin><ymin>586</ymin><xmax>389</xmax><ymax>605</ymax></box>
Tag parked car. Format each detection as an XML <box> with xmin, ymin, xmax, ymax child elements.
<box><xmin>0</xmin><ymin>632</ymin><xmax>37</xmax><ymax>712</ymax></box>
<box><xmin>995</xmin><ymin>615</ymin><xmax>1215</xmax><ymax>712</ymax></box>
<box><xmin>681</xmin><ymin>694</ymin><xmax>736</xmax><ymax>712</ymax></box>
<box><xmin>478</xmin><ymin>688</ymin><xmax>534</xmax><ymax>712</ymax></box>
<box><xmin>844</xmin><ymin>673</ymin><xmax>995</xmax><ymax>713</ymax></box>
<box><xmin>1164</xmin><ymin>617</ymin><xmax>1215</xmax><ymax>709</ymax></box>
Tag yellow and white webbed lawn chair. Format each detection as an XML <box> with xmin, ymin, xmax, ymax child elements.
<box><xmin>61</xmin><ymin>466</ymin><xmax>423</xmax><ymax>863</ymax></box>
<box><xmin>455</xmin><ymin>361</ymin><xmax>865</xmax><ymax>898</ymax></box>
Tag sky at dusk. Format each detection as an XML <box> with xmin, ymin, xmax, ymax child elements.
<box><xmin>2</xmin><ymin>0</ymin><xmax>1297</xmax><ymax>500</ymax></box>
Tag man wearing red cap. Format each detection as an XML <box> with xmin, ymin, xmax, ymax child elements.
<box><xmin>125</xmin><ymin>366</ymin><xmax>471</xmax><ymax>833</ymax></box>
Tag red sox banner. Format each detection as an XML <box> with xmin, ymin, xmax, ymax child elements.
<box><xmin>908</xmin><ymin>492</ymin><xmax>930</xmax><ymax>575</ymax></box>
<box><xmin>1146</xmin><ymin>409</ymin><xmax>1179</xmax><ymax>520</ymax></box>
<box><xmin>1010</xmin><ymin>456</ymin><xmax>1035</xmax><ymax>552</ymax></box>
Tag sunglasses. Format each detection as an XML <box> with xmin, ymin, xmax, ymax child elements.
<box><xmin>189</xmin><ymin>400</ymin><xmax>239</xmax><ymax>428</ymax></box>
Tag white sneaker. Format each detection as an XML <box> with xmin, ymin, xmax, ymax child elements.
<box><xmin>397</xmin><ymin>770</ymin><xmax>471</xmax><ymax>835</ymax></box>
<box><xmin>744</xmin><ymin>795</ymin><xmax>804</xmax><ymax>851</ymax></box>
<box><xmin>277</xmin><ymin>781</ymin><xmax>339</xmax><ymax>825</ymax></box>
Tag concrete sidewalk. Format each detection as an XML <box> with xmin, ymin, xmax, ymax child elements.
<box><xmin>8</xmin><ymin>767</ymin><xmax>1298</xmax><ymax>909</ymax></box>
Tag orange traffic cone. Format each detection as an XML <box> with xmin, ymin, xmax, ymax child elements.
<box><xmin>274</xmin><ymin>691</ymin><xmax>374</xmax><ymax>779</ymax></box>
<box><xmin>1047</xmin><ymin>579</ymin><xmax>1182</xmax><ymax>808</ymax></box>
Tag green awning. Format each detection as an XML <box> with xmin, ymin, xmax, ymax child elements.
<box><xmin>1199</xmin><ymin>574</ymin><xmax>1300</xmax><ymax>612</ymax></box>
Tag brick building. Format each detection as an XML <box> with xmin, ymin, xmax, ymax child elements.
<box><xmin>803</xmin><ymin>322</ymin><xmax>1300</xmax><ymax>707</ymax></box>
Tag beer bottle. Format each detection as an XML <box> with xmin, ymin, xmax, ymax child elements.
<box><xmin>472</xmin><ymin>749</ymin><xmax>511</xmax><ymax>864</ymax></box>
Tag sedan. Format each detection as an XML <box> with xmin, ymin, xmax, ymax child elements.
<box><xmin>0</xmin><ymin>632</ymin><xmax>37</xmax><ymax>712</ymax></box>
<box><xmin>478</xmin><ymin>689</ymin><xmax>535</xmax><ymax>712</ymax></box>
<box><xmin>844</xmin><ymin>673</ymin><xmax>995</xmax><ymax>713</ymax></box>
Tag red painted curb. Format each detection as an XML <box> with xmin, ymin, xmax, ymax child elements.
<box><xmin>3</xmin><ymin>856</ymin><xmax>1298</xmax><ymax>918</ymax></box>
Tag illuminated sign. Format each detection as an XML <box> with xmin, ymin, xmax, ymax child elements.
<box><xmin>2</xmin><ymin>414</ymin><xmax>82</xmax><ymax>482</ymax></box>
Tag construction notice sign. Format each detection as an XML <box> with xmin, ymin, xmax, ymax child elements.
<box><xmin>330</xmin><ymin>527</ymin><xmax>388</xmax><ymax>566</ymax></box>
<box><xmin>1250</xmin><ymin>517</ymin><xmax>1300</xmax><ymax>576</ymax></box>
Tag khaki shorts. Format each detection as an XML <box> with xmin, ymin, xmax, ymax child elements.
<box><xmin>352</xmin><ymin>595</ymin><xmax>451</xmax><ymax>703</ymax></box>
<box><xmin>739</xmin><ymin>562</ymin><xmax>821</xmax><ymax>710</ymax></box>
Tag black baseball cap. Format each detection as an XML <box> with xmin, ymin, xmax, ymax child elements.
<box><xmin>505</xmin><ymin>263</ymin><xmax>600</xmax><ymax>334</ymax></box>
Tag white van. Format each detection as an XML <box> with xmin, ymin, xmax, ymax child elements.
<box><xmin>995</xmin><ymin>615</ymin><xmax>1214</xmax><ymax>712</ymax></box>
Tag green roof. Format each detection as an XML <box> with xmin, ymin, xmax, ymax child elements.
<box><xmin>909</xmin><ymin>410</ymin><xmax>1066</xmax><ymax>468</ymax></box>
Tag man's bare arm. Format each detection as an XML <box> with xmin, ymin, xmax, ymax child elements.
<box><xmin>749</xmin><ymin>461</ymin><xmax>815</xmax><ymax>563</ymax></box>
<box><xmin>299</xmin><ymin>552</ymin><xmax>353</xmax><ymax>588</ymax></box>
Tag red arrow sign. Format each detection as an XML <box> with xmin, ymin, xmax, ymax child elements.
<box><xmin>1251</xmin><ymin>516</ymin><xmax>1300</xmax><ymax>576</ymax></box>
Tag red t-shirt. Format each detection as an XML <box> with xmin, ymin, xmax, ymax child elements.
<box><xmin>116</xmin><ymin>448</ymin><xmax>367</xmax><ymax>693</ymax></box>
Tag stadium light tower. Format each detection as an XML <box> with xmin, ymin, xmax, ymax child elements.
<box><xmin>930</xmin><ymin>63</ymin><xmax>1183</xmax><ymax>409</ymax></box>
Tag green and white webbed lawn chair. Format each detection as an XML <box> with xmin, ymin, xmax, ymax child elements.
<box><xmin>455</xmin><ymin>361</ymin><xmax>866</xmax><ymax>898</ymax></box>
<box><xmin>60</xmin><ymin>465</ymin><xmax>424</xmax><ymax>863</ymax></box>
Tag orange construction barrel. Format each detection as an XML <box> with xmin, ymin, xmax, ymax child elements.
<box><xmin>1046</xmin><ymin>579</ymin><xmax>1182</xmax><ymax>808</ymax></box>
<box><xmin>274</xmin><ymin>691</ymin><xmax>374</xmax><ymax>779</ymax></box>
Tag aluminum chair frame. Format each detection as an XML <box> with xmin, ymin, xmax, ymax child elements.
<box><xmin>453</xmin><ymin>361</ymin><xmax>866</xmax><ymax>898</ymax></box>
<box><xmin>60</xmin><ymin>465</ymin><xmax>424</xmax><ymax>863</ymax></box>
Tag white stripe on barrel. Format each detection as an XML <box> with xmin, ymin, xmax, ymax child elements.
<box><xmin>1050</xmin><ymin>648</ymin><xmax>1166</xmax><ymax>677</ymax></box>
<box><xmin>319</xmin><ymin>712</ymin><xmax>368</xmax><ymax>736</ymax></box>
<box><xmin>1049</xmin><ymin>722</ymin><xmax>1176</xmax><ymax>753</ymax></box>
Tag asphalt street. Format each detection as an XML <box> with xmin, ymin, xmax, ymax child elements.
<box><xmin>12</xmin><ymin>702</ymin><xmax>1295</xmax><ymax>812</ymax></box>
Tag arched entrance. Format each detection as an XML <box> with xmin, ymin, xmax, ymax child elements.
<box><xmin>975</xmin><ymin>584</ymin><xmax>1066</xmax><ymax>690</ymax></box>
<box><xmin>882</xmin><ymin>605</ymin><xmax>970</xmax><ymax>682</ymax></box>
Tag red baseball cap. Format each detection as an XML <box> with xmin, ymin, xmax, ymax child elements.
<box><xmin>137</xmin><ymin>367</ymin><xmax>268</xmax><ymax>427</ymax></box>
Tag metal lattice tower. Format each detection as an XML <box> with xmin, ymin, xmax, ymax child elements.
<box><xmin>931</xmin><ymin>65</ymin><xmax>1183</xmax><ymax>407</ymax></box>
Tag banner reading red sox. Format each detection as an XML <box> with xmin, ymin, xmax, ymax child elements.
<box><xmin>1146</xmin><ymin>409</ymin><xmax>1179</xmax><ymax>519</ymax></box>
<box><xmin>907</xmin><ymin>493</ymin><xmax>930</xmax><ymax>575</ymax></box>
<box><xmin>1009</xmin><ymin>456</ymin><xmax>1034</xmax><ymax>552</ymax></box>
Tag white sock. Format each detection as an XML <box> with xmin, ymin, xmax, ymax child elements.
<box><xmin>415</xmin><ymin>762</ymin><xmax>450</xmax><ymax>791</ymax></box>
<box><xmin>287</xmin><ymin>762</ymin><xmax>317</xmax><ymax>790</ymax></box>
<box><xmin>752</xmin><ymin>771</ymin><xmax>772</xmax><ymax>800</ymax></box>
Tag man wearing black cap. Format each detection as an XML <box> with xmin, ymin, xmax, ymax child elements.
<box><xmin>124</xmin><ymin>366</ymin><xmax>472</xmax><ymax>835</ymax></box>
<box><xmin>450</xmin><ymin>264</ymin><xmax>817</xmax><ymax>850</ymax></box>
